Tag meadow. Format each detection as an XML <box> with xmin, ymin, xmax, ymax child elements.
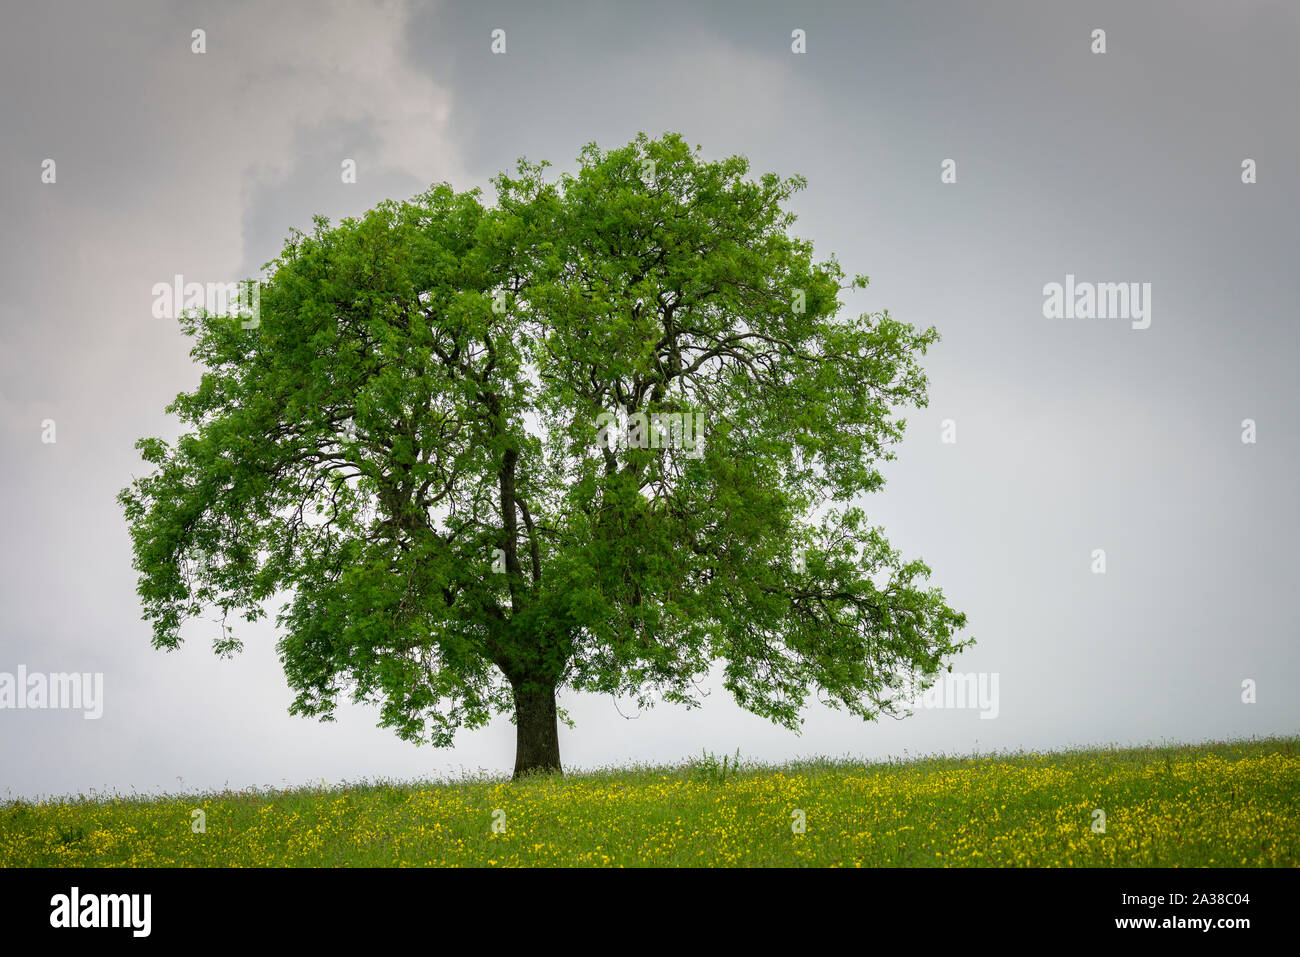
<box><xmin>2</xmin><ymin>736</ymin><xmax>1297</xmax><ymax>867</ymax></box>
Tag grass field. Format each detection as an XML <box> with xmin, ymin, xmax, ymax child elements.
<box><xmin>3</xmin><ymin>736</ymin><xmax>1297</xmax><ymax>867</ymax></box>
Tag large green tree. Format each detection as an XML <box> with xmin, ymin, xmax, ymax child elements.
<box><xmin>120</xmin><ymin>133</ymin><xmax>970</xmax><ymax>778</ymax></box>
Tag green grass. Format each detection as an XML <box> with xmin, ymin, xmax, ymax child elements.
<box><xmin>3</xmin><ymin>736</ymin><xmax>1297</xmax><ymax>867</ymax></box>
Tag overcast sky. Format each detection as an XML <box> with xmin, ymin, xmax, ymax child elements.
<box><xmin>2</xmin><ymin>0</ymin><xmax>1297</xmax><ymax>801</ymax></box>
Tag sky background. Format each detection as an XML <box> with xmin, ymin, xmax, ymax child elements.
<box><xmin>2</xmin><ymin>0</ymin><xmax>1297</xmax><ymax>800</ymax></box>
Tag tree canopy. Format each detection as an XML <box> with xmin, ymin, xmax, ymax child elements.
<box><xmin>120</xmin><ymin>133</ymin><xmax>970</xmax><ymax>777</ymax></box>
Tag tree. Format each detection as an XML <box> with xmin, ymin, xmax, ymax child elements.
<box><xmin>120</xmin><ymin>133</ymin><xmax>971</xmax><ymax>779</ymax></box>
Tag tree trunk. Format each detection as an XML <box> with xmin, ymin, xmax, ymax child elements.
<box><xmin>511</xmin><ymin>678</ymin><xmax>562</xmax><ymax>779</ymax></box>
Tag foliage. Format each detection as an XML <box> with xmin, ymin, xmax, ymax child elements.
<box><xmin>119</xmin><ymin>133</ymin><xmax>970</xmax><ymax>763</ymax></box>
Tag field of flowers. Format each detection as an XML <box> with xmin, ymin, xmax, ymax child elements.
<box><xmin>2</xmin><ymin>737</ymin><xmax>1297</xmax><ymax>867</ymax></box>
